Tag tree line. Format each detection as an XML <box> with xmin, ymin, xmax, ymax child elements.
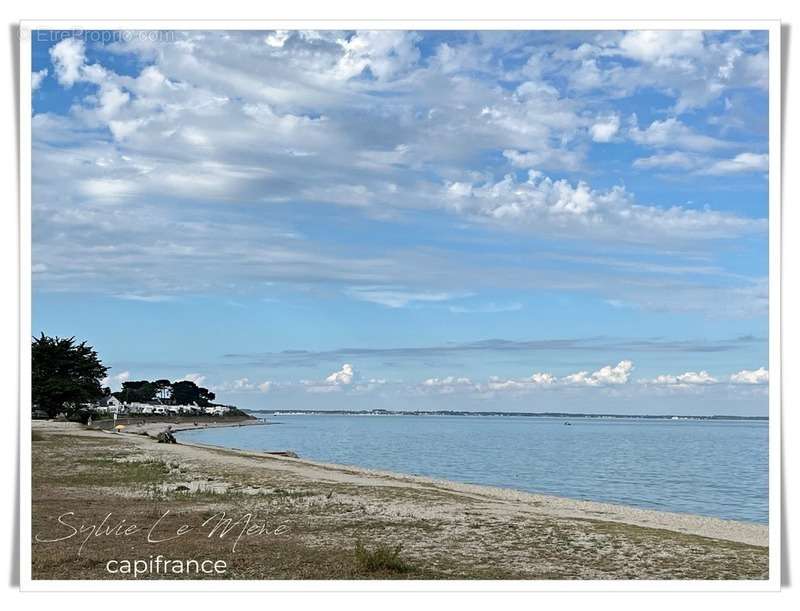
<box><xmin>32</xmin><ymin>333</ymin><xmax>217</xmax><ymax>419</ymax></box>
<box><xmin>113</xmin><ymin>379</ymin><xmax>215</xmax><ymax>406</ymax></box>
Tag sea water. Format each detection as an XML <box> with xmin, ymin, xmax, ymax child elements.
<box><xmin>177</xmin><ymin>414</ymin><xmax>768</xmax><ymax>523</ymax></box>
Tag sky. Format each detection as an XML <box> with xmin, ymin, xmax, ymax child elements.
<box><xmin>30</xmin><ymin>29</ymin><xmax>770</xmax><ymax>415</ymax></box>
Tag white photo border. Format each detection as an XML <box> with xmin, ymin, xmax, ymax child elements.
<box><xmin>18</xmin><ymin>18</ymin><xmax>782</xmax><ymax>592</ymax></box>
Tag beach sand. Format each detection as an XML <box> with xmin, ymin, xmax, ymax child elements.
<box><xmin>30</xmin><ymin>420</ymin><xmax>769</xmax><ymax>580</ymax></box>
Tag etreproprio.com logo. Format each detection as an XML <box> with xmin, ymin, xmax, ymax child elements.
<box><xmin>19</xmin><ymin>28</ymin><xmax>177</xmax><ymax>44</ymax></box>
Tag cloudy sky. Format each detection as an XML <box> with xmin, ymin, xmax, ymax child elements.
<box><xmin>31</xmin><ymin>29</ymin><xmax>770</xmax><ymax>414</ymax></box>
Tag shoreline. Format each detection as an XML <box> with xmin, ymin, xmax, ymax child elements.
<box><xmin>31</xmin><ymin>420</ymin><xmax>769</xmax><ymax>579</ymax></box>
<box><xmin>163</xmin><ymin>421</ymin><xmax>768</xmax><ymax>547</ymax></box>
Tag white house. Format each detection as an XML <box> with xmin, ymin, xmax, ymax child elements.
<box><xmin>128</xmin><ymin>402</ymin><xmax>154</xmax><ymax>414</ymax></box>
<box><xmin>95</xmin><ymin>396</ymin><xmax>124</xmax><ymax>415</ymax></box>
<box><xmin>204</xmin><ymin>405</ymin><xmax>231</xmax><ymax>416</ymax></box>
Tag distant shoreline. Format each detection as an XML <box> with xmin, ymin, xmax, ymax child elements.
<box><xmin>247</xmin><ymin>409</ymin><xmax>768</xmax><ymax>421</ymax></box>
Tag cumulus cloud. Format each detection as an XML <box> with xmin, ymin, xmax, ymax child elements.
<box><xmin>188</xmin><ymin>360</ymin><xmax>770</xmax><ymax>402</ymax></box>
<box><xmin>485</xmin><ymin>371</ymin><xmax>556</xmax><ymax>392</ymax></box>
<box><xmin>264</xmin><ymin>30</ymin><xmax>290</xmax><ymax>48</ymax></box>
<box><xmin>101</xmin><ymin>370</ymin><xmax>130</xmax><ymax>391</ymax></box>
<box><xmin>642</xmin><ymin>370</ymin><xmax>718</xmax><ymax>386</ymax></box>
<box><xmin>420</xmin><ymin>376</ymin><xmax>475</xmax><ymax>394</ymax></box>
<box><xmin>590</xmin><ymin>114</ymin><xmax>620</xmax><ymax>142</ymax></box>
<box><xmin>618</xmin><ymin>31</ymin><xmax>705</xmax><ymax>63</ymax></box>
<box><xmin>481</xmin><ymin>361</ymin><xmax>632</xmax><ymax>393</ymax></box>
<box><xmin>325</xmin><ymin>363</ymin><xmax>356</xmax><ymax>385</ymax></box>
<box><xmin>730</xmin><ymin>367</ymin><xmax>769</xmax><ymax>385</ymax></box>
<box><xmin>444</xmin><ymin>171</ymin><xmax>764</xmax><ymax>242</ymax></box>
<box><xmin>565</xmin><ymin>30</ymin><xmax>767</xmax><ymax>112</ymax></box>
<box><xmin>181</xmin><ymin>373</ymin><xmax>207</xmax><ymax>386</ymax></box>
<box><xmin>335</xmin><ymin>31</ymin><xmax>421</xmax><ymax>81</ymax></box>
<box><xmin>49</xmin><ymin>38</ymin><xmax>86</xmax><ymax>87</ymax></box>
<box><xmin>561</xmin><ymin>360</ymin><xmax>633</xmax><ymax>386</ymax></box>
<box><xmin>31</xmin><ymin>68</ymin><xmax>48</xmax><ymax>91</ymax></box>
<box><xmin>31</xmin><ymin>30</ymin><xmax>768</xmax><ymax>322</ymax></box>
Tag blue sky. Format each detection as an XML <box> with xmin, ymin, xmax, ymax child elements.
<box><xmin>31</xmin><ymin>29</ymin><xmax>770</xmax><ymax>414</ymax></box>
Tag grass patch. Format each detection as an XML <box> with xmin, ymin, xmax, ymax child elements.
<box><xmin>59</xmin><ymin>457</ymin><xmax>170</xmax><ymax>487</ymax></box>
<box><xmin>353</xmin><ymin>540</ymin><xmax>412</xmax><ymax>575</ymax></box>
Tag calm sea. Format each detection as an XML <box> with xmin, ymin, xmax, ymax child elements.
<box><xmin>177</xmin><ymin>414</ymin><xmax>768</xmax><ymax>523</ymax></box>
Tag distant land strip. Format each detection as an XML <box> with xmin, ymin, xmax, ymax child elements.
<box><xmin>247</xmin><ymin>409</ymin><xmax>767</xmax><ymax>421</ymax></box>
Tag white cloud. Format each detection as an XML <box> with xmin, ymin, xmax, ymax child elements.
<box><xmin>633</xmin><ymin>151</ymin><xmax>769</xmax><ymax>176</ymax></box>
<box><xmin>114</xmin><ymin>293</ymin><xmax>174</xmax><ymax>303</ymax></box>
<box><xmin>633</xmin><ymin>151</ymin><xmax>696</xmax><ymax>170</ymax></box>
<box><xmin>347</xmin><ymin>286</ymin><xmax>468</xmax><ymax>308</ymax></box>
<box><xmin>49</xmin><ymin>38</ymin><xmax>86</xmax><ymax>87</ymax></box>
<box><xmin>629</xmin><ymin>117</ymin><xmax>729</xmax><ymax>152</ymax></box>
<box><xmin>730</xmin><ymin>367</ymin><xmax>769</xmax><ymax>385</ymax></box>
<box><xmin>101</xmin><ymin>370</ymin><xmax>130</xmax><ymax>391</ymax></box>
<box><xmin>325</xmin><ymin>363</ymin><xmax>356</xmax><ymax>385</ymax></box>
<box><xmin>423</xmin><ymin>375</ymin><xmax>472</xmax><ymax>386</ymax></box>
<box><xmin>485</xmin><ymin>371</ymin><xmax>557</xmax><ymax>392</ymax></box>
<box><xmin>96</xmin><ymin>84</ymin><xmax>130</xmax><ymax>120</ymax></box>
<box><xmin>31</xmin><ymin>68</ymin><xmax>48</xmax><ymax>91</ymax></box>
<box><xmin>703</xmin><ymin>153</ymin><xmax>769</xmax><ymax>175</ymax></box>
<box><xmin>618</xmin><ymin>31</ymin><xmax>705</xmax><ymax>64</ymax></box>
<box><xmin>502</xmin><ymin>148</ymin><xmax>583</xmax><ymax>172</ymax></box>
<box><xmin>79</xmin><ymin>178</ymin><xmax>136</xmax><ymax>200</ymax></box>
<box><xmin>530</xmin><ymin>372</ymin><xmax>557</xmax><ymax>385</ymax></box>
<box><xmin>181</xmin><ymin>373</ymin><xmax>207</xmax><ymax>386</ymax></box>
<box><xmin>30</xmin><ymin>30</ymin><xmax>769</xmax><ymax>324</ymax></box>
<box><xmin>212</xmin><ymin>378</ymin><xmax>276</xmax><ymax>394</ymax></box>
<box><xmin>265</xmin><ymin>31</ymin><xmax>291</xmax><ymax>48</ymax></box>
<box><xmin>562</xmin><ymin>360</ymin><xmax>633</xmax><ymax>386</ymax></box>
<box><xmin>590</xmin><ymin>114</ymin><xmax>620</xmax><ymax>142</ymax></box>
<box><xmin>109</xmin><ymin>119</ymin><xmax>145</xmax><ymax>141</ymax></box>
<box><xmin>420</xmin><ymin>376</ymin><xmax>475</xmax><ymax>394</ymax></box>
<box><xmin>482</xmin><ymin>362</ymin><xmax>632</xmax><ymax>393</ymax></box>
<box><xmin>335</xmin><ymin>31</ymin><xmax>421</xmax><ymax>81</ymax></box>
<box><xmin>444</xmin><ymin>171</ymin><xmax>764</xmax><ymax>242</ymax></box>
<box><xmin>231</xmin><ymin>378</ymin><xmax>253</xmax><ymax>390</ymax></box>
<box><xmin>643</xmin><ymin>370</ymin><xmax>718</xmax><ymax>386</ymax></box>
<box><xmin>565</xmin><ymin>31</ymin><xmax>767</xmax><ymax>112</ymax></box>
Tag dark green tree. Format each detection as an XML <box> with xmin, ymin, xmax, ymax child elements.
<box><xmin>31</xmin><ymin>334</ymin><xmax>108</xmax><ymax>418</ymax></box>
<box><xmin>116</xmin><ymin>380</ymin><xmax>157</xmax><ymax>404</ymax></box>
<box><xmin>154</xmin><ymin>379</ymin><xmax>173</xmax><ymax>402</ymax></box>
<box><xmin>170</xmin><ymin>381</ymin><xmax>215</xmax><ymax>407</ymax></box>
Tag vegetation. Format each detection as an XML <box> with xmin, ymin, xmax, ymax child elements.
<box><xmin>115</xmin><ymin>379</ymin><xmax>215</xmax><ymax>407</ymax></box>
<box><xmin>31</xmin><ymin>334</ymin><xmax>108</xmax><ymax>418</ymax></box>
<box><xmin>353</xmin><ymin>540</ymin><xmax>412</xmax><ymax>574</ymax></box>
<box><xmin>32</xmin><ymin>333</ymin><xmax>235</xmax><ymax>420</ymax></box>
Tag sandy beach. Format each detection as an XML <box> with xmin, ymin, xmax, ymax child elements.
<box><xmin>30</xmin><ymin>420</ymin><xmax>769</xmax><ymax>580</ymax></box>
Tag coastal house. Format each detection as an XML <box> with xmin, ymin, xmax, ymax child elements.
<box><xmin>204</xmin><ymin>405</ymin><xmax>231</xmax><ymax>416</ymax></box>
<box><xmin>95</xmin><ymin>395</ymin><xmax>124</xmax><ymax>415</ymax></box>
<box><xmin>127</xmin><ymin>401</ymin><xmax>156</xmax><ymax>415</ymax></box>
